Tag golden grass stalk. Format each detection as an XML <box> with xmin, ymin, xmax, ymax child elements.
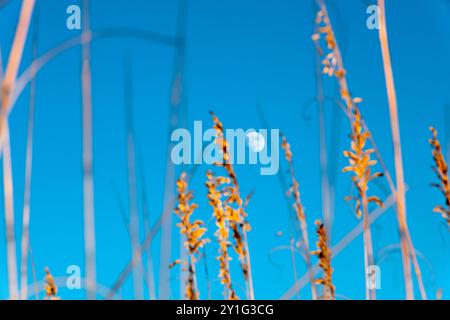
<box><xmin>81</xmin><ymin>0</ymin><xmax>96</xmax><ymax>300</ymax></box>
<box><xmin>313</xmin><ymin>1</ymin><xmax>383</xmax><ymax>300</ymax></box>
<box><xmin>43</xmin><ymin>268</ymin><xmax>59</xmax><ymax>300</ymax></box>
<box><xmin>281</xmin><ymin>136</ymin><xmax>317</xmax><ymax>300</ymax></box>
<box><xmin>174</xmin><ymin>172</ymin><xmax>209</xmax><ymax>300</ymax></box>
<box><xmin>377</xmin><ymin>0</ymin><xmax>414</xmax><ymax>299</ymax></box>
<box><xmin>342</xmin><ymin>107</ymin><xmax>381</xmax><ymax>301</ymax></box>
<box><xmin>0</xmin><ymin>0</ymin><xmax>35</xmax><ymax>301</ymax></box>
<box><xmin>312</xmin><ymin>220</ymin><xmax>335</xmax><ymax>300</ymax></box>
<box><xmin>210</xmin><ymin>112</ymin><xmax>254</xmax><ymax>300</ymax></box>
<box><xmin>429</xmin><ymin>127</ymin><xmax>450</xmax><ymax>225</ymax></box>
<box><xmin>206</xmin><ymin>170</ymin><xmax>238</xmax><ymax>300</ymax></box>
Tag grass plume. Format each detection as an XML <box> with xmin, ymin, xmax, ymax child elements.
<box><xmin>210</xmin><ymin>112</ymin><xmax>254</xmax><ymax>300</ymax></box>
<box><xmin>174</xmin><ymin>172</ymin><xmax>209</xmax><ymax>300</ymax></box>
<box><xmin>206</xmin><ymin>170</ymin><xmax>238</xmax><ymax>300</ymax></box>
<box><xmin>429</xmin><ymin>127</ymin><xmax>450</xmax><ymax>225</ymax></box>
<box><xmin>312</xmin><ymin>220</ymin><xmax>334</xmax><ymax>300</ymax></box>
<box><xmin>43</xmin><ymin>268</ymin><xmax>59</xmax><ymax>300</ymax></box>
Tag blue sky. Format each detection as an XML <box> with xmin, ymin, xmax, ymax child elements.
<box><xmin>0</xmin><ymin>0</ymin><xmax>449</xmax><ymax>300</ymax></box>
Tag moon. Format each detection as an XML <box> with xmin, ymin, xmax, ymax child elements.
<box><xmin>246</xmin><ymin>131</ymin><xmax>265</xmax><ymax>153</ymax></box>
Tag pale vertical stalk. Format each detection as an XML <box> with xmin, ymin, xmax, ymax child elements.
<box><xmin>315</xmin><ymin>49</ymin><xmax>332</xmax><ymax>239</ymax></box>
<box><xmin>159</xmin><ymin>0</ymin><xmax>188</xmax><ymax>299</ymax></box>
<box><xmin>282</xmin><ymin>139</ymin><xmax>317</xmax><ymax>300</ymax></box>
<box><xmin>377</xmin><ymin>0</ymin><xmax>414</xmax><ymax>300</ymax></box>
<box><xmin>0</xmin><ymin>0</ymin><xmax>35</xmax><ymax>300</ymax></box>
<box><xmin>1</xmin><ymin>0</ymin><xmax>35</xmax><ymax>114</ymax></box>
<box><xmin>405</xmin><ymin>229</ymin><xmax>427</xmax><ymax>299</ymax></box>
<box><xmin>300</xmin><ymin>219</ymin><xmax>316</xmax><ymax>300</ymax></box>
<box><xmin>362</xmin><ymin>196</ymin><xmax>375</xmax><ymax>300</ymax></box>
<box><xmin>258</xmin><ymin>107</ymin><xmax>301</xmax><ymax>298</ymax></box>
<box><xmin>124</xmin><ymin>58</ymin><xmax>144</xmax><ymax>299</ymax></box>
<box><xmin>242</xmin><ymin>229</ymin><xmax>254</xmax><ymax>300</ymax></box>
<box><xmin>202</xmin><ymin>247</ymin><xmax>212</xmax><ymax>300</ymax></box>
<box><xmin>144</xmin><ymin>211</ymin><xmax>156</xmax><ymax>300</ymax></box>
<box><xmin>2</xmin><ymin>121</ymin><xmax>18</xmax><ymax>300</ymax></box>
<box><xmin>28</xmin><ymin>243</ymin><xmax>39</xmax><ymax>299</ymax></box>
<box><xmin>19</xmin><ymin>9</ymin><xmax>38</xmax><ymax>300</ymax></box>
<box><xmin>158</xmin><ymin>97</ymin><xmax>176</xmax><ymax>300</ymax></box>
<box><xmin>138</xmin><ymin>157</ymin><xmax>156</xmax><ymax>300</ymax></box>
<box><xmin>81</xmin><ymin>0</ymin><xmax>96</xmax><ymax>300</ymax></box>
<box><xmin>289</xmin><ymin>239</ymin><xmax>300</xmax><ymax>300</ymax></box>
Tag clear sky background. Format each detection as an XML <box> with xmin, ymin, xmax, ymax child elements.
<box><xmin>0</xmin><ymin>0</ymin><xmax>449</xmax><ymax>300</ymax></box>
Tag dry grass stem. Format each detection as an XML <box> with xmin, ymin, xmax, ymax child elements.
<box><xmin>20</xmin><ymin>7</ymin><xmax>39</xmax><ymax>300</ymax></box>
<box><xmin>281</xmin><ymin>135</ymin><xmax>317</xmax><ymax>300</ymax></box>
<box><xmin>377</xmin><ymin>0</ymin><xmax>415</xmax><ymax>299</ymax></box>
<box><xmin>0</xmin><ymin>0</ymin><xmax>35</xmax><ymax>300</ymax></box>
<box><xmin>81</xmin><ymin>0</ymin><xmax>96</xmax><ymax>300</ymax></box>
<box><xmin>123</xmin><ymin>58</ymin><xmax>144</xmax><ymax>300</ymax></box>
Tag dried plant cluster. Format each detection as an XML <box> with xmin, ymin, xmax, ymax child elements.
<box><xmin>209</xmin><ymin>112</ymin><xmax>254</xmax><ymax>299</ymax></box>
<box><xmin>312</xmin><ymin>221</ymin><xmax>334</xmax><ymax>300</ymax></box>
<box><xmin>206</xmin><ymin>171</ymin><xmax>238</xmax><ymax>300</ymax></box>
<box><xmin>173</xmin><ymin>173</ymin><xmax>209</xmax><ymax>300</ymax></box>
<box><xmin>342</xmin><ymin>110</ymin><xmax>384</xmax><ymax>216</ymax></box>
<box><xmin>44</xmin><ymin>268</ymin><xmax>59</xmax><ymax>300</ymax></box>
<box><xmin>429</xmin><ymin>127</ymin><xmax>450</xmax><ymax>225</ymax></box>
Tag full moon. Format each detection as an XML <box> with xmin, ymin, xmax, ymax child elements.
<box><xmin>246</xmin><ymin>131</ymin><xmax>265</xmax><ymax>152</ymax></box>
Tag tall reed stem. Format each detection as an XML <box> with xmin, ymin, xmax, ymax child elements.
<box><xmin>0</xmin><ymin>0</ymin><xmax>35</xmax><ymax>300</ymax></box>
<box><xmin>377</xmin><ymin>0</ymin><xmax>414</xmax><ymax>299</ymax></box>
<box><xmin>138</xmin><ymin>156</ymin><xmax>156</xmax><ymax>300</ymax></box>
<box><xmin>81</xmin><ymin>0</ymin><xmax>97</xmax><ymax>300</ymax></box>
<box><xmin>2</xmin><ymin>121</ymin><xmax>17</xmax><ymax>300</ymax></box>
<box><xmin>124</xmin><ymin>58</ymin><xmax>144</xmax><ymax>299</ymax></box>
<box><xmin>315</xmin><ymin>47</ymin><xmax>332</xmax><ymax>240</ymax></box>
<box><xmin>281</xmin><ymin>136</ymin><xmax>317</xmax><ymax>300</ymax></box>
<box><xmin>20</xmin><ymin>3</ymin><xmax>39</xmax><ymax>300</ymax></box>
<box><xmin>158</xmin><ymin>0</ymin><xmax>188</xmax><ymax>299</ymax></box>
